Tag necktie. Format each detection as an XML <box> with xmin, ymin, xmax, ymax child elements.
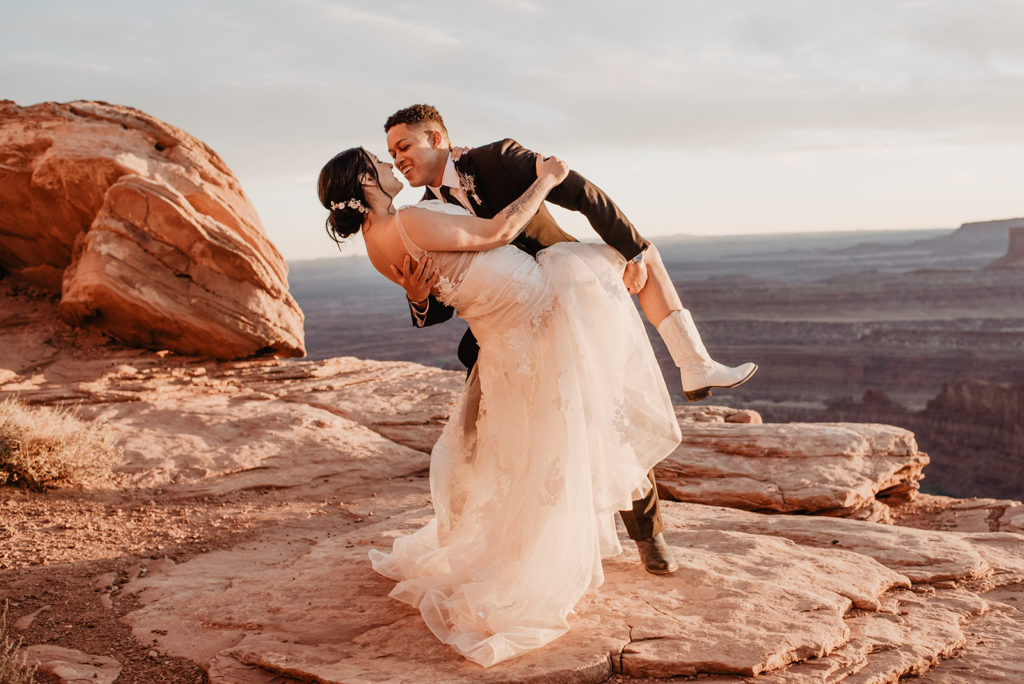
<box><xmin>441</xmin><ymin>185</ymin><xmax>476</xmax><ymax>216</ymax></box>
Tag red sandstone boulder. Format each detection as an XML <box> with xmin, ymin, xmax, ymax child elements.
<box><xmin>0</xmin><ymin>100</ymin><xmax>304</xmax><ymax>359</ymax></box>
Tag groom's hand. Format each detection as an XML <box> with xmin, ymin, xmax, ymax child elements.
<box><xmin>622</xmin><ymin>260</ymin><xmax>648</xmax><ymax>294</ymax></box>
<box><xmin>391</xmin><ymin>255</ymin><xmax>439</xmax><ymax>304</ymax></box>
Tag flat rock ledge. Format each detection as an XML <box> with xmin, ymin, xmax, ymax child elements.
<box><xmin>2</xmin><ymin>331</ymin><xmax>1023</xmax><ymax>682</ymax></box>
<box><xmin>121</xmin><ymin>501</ymin><xmax>1024</xmax><ymax>683</ymax></box>
<box><xmin>658</xmin><ymin>414</ymin><xmax>928</xmax><ymax>523</ymax></box>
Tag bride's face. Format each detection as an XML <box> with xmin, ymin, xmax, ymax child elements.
<box><xmin>387</xmin><ymin>123</ymin><xmax>447</xmax><ymax>188</ymax></box>
<box><xmin>371</xmin><ymin>155</ymin><xmax>404</xmax><ymax>196</ymax></box>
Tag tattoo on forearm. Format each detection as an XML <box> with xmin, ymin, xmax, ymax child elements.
<box><xmin>501</xmin><ymin>179</ymin><xmax>546</xmax><ymax>233</ymax></box>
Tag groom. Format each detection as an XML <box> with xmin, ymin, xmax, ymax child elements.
<box><xmin>384</xmin><ymin>104</ymin><xmax>677</xmax><ymax>575</ymax></box>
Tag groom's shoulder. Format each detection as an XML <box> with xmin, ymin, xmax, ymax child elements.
<box><xmin>470</xmin><ymin>138</ymin><xmax>528</xmax><ymax>157</ymax></box>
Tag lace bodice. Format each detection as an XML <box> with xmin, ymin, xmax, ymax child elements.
<box><xmin>395</xmin><ymin>201</ymin><xmax>479</xmax><ymax>306</ymax></box>
<box><xmin>395</xmin><ymin>201</ymin><xmax>551</xmax><ymax>334</ymax></box>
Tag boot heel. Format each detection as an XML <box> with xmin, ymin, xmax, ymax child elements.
<box><xmin>685</xmin><ymin>386</ymin><xmax>711</xmax><ymax>402</ymax></box>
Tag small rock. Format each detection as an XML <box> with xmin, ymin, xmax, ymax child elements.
<box><xmin>145</xmin><ymin>558</ymin><xmax>176</xmax><ymax>576</ymax></box>
<box><xmin>13</xmin><ymin>605</ymin><xmax>50</xmax><ymax>631</ymax></box>
<box><xmin>1004</xmin><ymin>512</ymin><xmax>1024</xmax><ymax>533</ymax></box>
<box><xmin>92</xmin><ymin>572</ymin><xmax>117</xmax><ymax>592</ymax></box>
<box><xmin>22</xmin><ymin>645</ymin><xmax>121</xmax><ymax>684</ymax></box>
<box><xmin>725</xmin><ymin>409</ymin><xmax>763</xmax><ymax>424</ymax></box>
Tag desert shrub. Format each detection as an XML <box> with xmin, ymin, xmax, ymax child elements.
<box><xmin>0</xmin><ymin>398</ymin><xmax>120</xmax><ymax>491</ymax></box>
<box><xmin>0</xmin><ymin>602</ymin><xmax>38</xmax><ymax>684</ymax></box>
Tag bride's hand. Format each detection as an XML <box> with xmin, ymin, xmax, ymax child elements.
<box><xmin>450</xmin><ymin>146</ymin><xmax>469</xmax><ymax>162</ymax></box>
<box><xmin>536</xmin><ymin>154</ymin><xmax>569</xmax><ymax>184</ymax></box>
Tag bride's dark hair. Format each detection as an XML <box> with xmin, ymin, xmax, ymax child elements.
<box><xmin>317</xmin><ymin>147</ymin><xmax>390</xmax><ymax>248</ymax></box>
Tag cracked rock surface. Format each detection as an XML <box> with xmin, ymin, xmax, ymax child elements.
<box><xmin>2</xmin><ymin>288</ymin><xmax>1023</xmax><ymax>683</ymax></box>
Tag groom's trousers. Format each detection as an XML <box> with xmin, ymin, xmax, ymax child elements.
<box><xmin>619</xmin><ymin>470</ymin><xmax>663</xmax><ymax>540</ymax></box>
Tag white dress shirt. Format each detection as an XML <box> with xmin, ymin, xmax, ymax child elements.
<box><xmin>428</xmin><ymin>153</ymin><xmax>476</xmax><ymax>215</ymax></box>
<box><xmin>411</xmin><ymin>152</ymin><xmax>476</xmax><ymax>326</ymax></box>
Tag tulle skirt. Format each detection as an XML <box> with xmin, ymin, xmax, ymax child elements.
<box><xmin>369</xmin><ymin>242</ymin><xmax>681</xmax><ymax>666</ymax></box>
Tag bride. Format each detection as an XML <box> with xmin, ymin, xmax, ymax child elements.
<box><xmin>317</xmin><ymin>147</ymin><xmax>682</xmax><ymax>667</ymax></box>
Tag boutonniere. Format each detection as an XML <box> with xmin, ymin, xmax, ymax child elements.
<box><xmin>457</xmin><ymin>170</ymin><xmax>483</xmax><ymax>207</ymax></box>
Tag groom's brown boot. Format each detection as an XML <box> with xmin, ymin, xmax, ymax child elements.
<box><xmin>635</xmin><ymin>533</ymin><xmax>678</xmax><ymax>575</ymax></box>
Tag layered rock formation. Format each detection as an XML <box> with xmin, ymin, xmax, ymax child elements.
<box><xmin>911</xmin><ymin>216</ymin><xmax>1023</xmax><ymax>257</ymax></box>
<box><xmin>0</xmin><ymin>100</ymin><xmax>304</xmax><ymax>359</ymax></box>
<box><xmin>826</xmin><ymin>380</ymin><xmax>1024</xmax><ymax>501</ymax></box>
<box><xmin>657</xmin><ymin>415</ymin><xmax>927</xmax><ymax>522</ymax></box>
<box><xmin>988</xmin><ymin>226</ymin><xmax>1024</xmax><ymax>269</ymax></box>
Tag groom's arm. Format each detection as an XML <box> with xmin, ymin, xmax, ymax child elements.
<box><xmin>392</xmin><ymin>252</ymin><xmax>454</xmax><ymax>327</ymax></box>
<box><xmin>409</xmin><ymin>295</ymin><xmax>455</xmax><ymax>328</ymax></box>
<box><xmin>479</xmin><ymin>139</ymin><xmax>650</xmax><ymax>261</ymax></box>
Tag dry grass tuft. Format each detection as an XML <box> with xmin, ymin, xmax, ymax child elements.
<box><xmin>0</xmin><ymin>602</ymin><xmax>38</xmax><ymax>684</ymax></box>
<box><xmin>0</xmin><ymin>398</ymin><xmax>121</xmax><ymax>491</ymax></box>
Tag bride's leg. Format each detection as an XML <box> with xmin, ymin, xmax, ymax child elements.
<box><xmin>635</xmin><ymin>244</ymin><xmax>758</xmax><ymax>401</ymax></box>
<box><xmin>634</xmin><ymin>244</ymin><xmax>682</xmax><ymax>327</ymax></box>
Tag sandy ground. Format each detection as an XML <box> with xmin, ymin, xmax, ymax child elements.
<box><xmin>1</xmin><ymin>481</ymin><xmax>371</xmax><ymax>682</ymax></box>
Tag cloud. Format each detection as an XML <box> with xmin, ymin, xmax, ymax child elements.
<box><xmin>2</xmin><ymin>0</ymin><xmax>1022</xmax><ymax>260</ymax></box>
<box><xmin>297</xmin><ymin>0</ymin><xmax>463</xmax><ymax>47</ymax></box>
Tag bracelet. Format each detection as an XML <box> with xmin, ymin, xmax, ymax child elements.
<box><xmin>409</xmin><ymin>296</ymin><xmax>429</xmax><ymax>307</ymax></box>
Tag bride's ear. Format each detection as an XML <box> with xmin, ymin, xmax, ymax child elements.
<box><xmin>358</xmin><ymin>172</ymin><xmax>376</xmax><ymax>186</ymax></box>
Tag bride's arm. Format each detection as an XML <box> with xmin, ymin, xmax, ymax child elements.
<box><xmin>400</xmin><ymin>155</ymin><xmax>569</xmax><ymax>252</ymax></box>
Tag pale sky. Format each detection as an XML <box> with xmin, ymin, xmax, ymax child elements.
<box><xmin>3</xmin><ymin>1</ymin><xmax>1023</xmax><ymax>261</ymax></box>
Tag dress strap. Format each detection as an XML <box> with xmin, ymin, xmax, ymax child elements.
<box><xmin>394</xmin><ymin>210</ymin><xmax>428</xmax><ymax>261</ymax></box>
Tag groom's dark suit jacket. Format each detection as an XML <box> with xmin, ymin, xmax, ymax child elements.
<box><xmin>411</xmin><ymin>138</ymin><xmax>650</xmax><ymax>368</ymax></box>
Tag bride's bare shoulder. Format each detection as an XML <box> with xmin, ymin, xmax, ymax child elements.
<box><xmin>363</xmin><ymin>215</ymin><xmax>404</xmax><ymax>284</ymax></box>
<box><xmin>395</xmin><ymin>204</ymin><xmax>436</xmax><ymax>225</ymax></box>
<box><xmin>393</xmin><ymin>206</ymin><xmax>442</xmax><ymax>244</ymax></box>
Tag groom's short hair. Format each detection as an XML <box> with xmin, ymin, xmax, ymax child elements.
<box><xmin>384</xmin><ymin>104</ymin><xmax>448</xmax><ymax>136</ymax></box>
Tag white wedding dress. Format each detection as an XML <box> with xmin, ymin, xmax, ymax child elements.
<box><xmin>369</xmin><ymin>201</ymin><xmax>681</xmax><ymax>667</ymax></box>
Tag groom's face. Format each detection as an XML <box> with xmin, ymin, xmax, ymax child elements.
<box><xmin>386</xmin><ymin>123</ymin><xmax>448</xmax><ymax>189</ymax></box>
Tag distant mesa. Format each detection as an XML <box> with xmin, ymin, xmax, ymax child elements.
<box><xmin>987</xmin><ymin>226</ymin><xmax>1024</xmax><ymax>270</ymax></box>
<box><xmin>0</xmin><ymin>100</ymin><xmax>304</xmax><ymax>359</ymax></box>
<box><xmin>911</xmin><ymin>216</ymin><xmax>1024</xmax><ymax>256</ymax></box>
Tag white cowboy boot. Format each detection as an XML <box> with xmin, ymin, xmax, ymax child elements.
<box><xmin>656</xmin><ymin>309</ymin><xmax>757</xmax><ymax>401</ymax></box>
